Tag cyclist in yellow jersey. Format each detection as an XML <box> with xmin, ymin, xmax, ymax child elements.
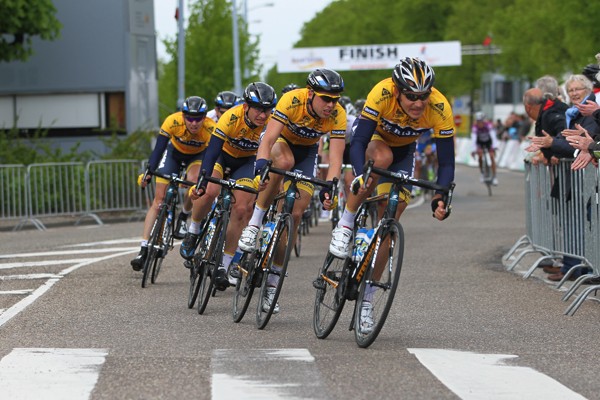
<box><xmin>131</xmin><ymin>96</ymin><xmax>216</xmax><ymax>271</ymax></box>
<box><xmin>179</xmin><ymin>82</ymin><xmax>277</xmax><ymax>291</ymax></box>
<box><xmin>328</xmin><ymin>57</ymin><xmax>455</xmax><ymax>332</ymax></box>
<box><xmin>238</xmin><ymin>68</ymin><xmax>347</xmax><ymax>313</ymax></box>
<box><xmin>207</xmin><ymin>90</ymin><xmax>242</xmax><ymax>123</ymax></box>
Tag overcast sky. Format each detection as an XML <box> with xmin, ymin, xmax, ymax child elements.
<box><xmin>153</xmin><ymin>0</ymin><xmax>333</xmax><ymax>71</ymax></box>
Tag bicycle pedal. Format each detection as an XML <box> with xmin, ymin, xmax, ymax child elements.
<box><xmin>312</xmin><ymin>278</ymin><xmax>325</xmax><ymax>290</ymax></box>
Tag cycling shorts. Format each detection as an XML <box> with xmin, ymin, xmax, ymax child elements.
<box><xmin>276</xmin><ymin>136</ymin><xmax>319</xmax><ymax>196</ymax></box>
<box><xmin>156</xmin><ymin>143</ymin><xmax>204</xmax><ymax>184</ymax></box>
<box><xmin>372</xmin><ymin>140</ymin><xmax>416</xmax><ymax>204</ymax></box>
<box><xmin>213</xmin><ymin>152</ymin><xmax>257</xmax><ymax>190</ymax></box>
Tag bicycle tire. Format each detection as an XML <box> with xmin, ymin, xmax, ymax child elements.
<box><xmin>232</xmin><ymin>251</ymin><xmax>257</xmax><ymax>323</ymax></box>
<box><xmin>354</xmin><ymin>220</ymin><xmax>404</xmax><ymax>348</ymax></box>
<box><xmin>151</xmin><ymin>215</ymin><xmax>172</xmax><ymax>284</ymax></box>
<box><xmin>482</xmin><ymin>149</ymin><xmax>493</xmax><ymax>196</ymax></box>
<box><xmin>294</xmin><ymin>224</ymin><xmax>301</xmax><ymax>257</ymax></box>
<box><xmin>256</xmin><ymin>213</ymin><xmax>293</xmax><ymax>329</ymax></box>
<box><xmin>187</xmin><ymin>220</ymin><xmax>212</xmax><ymax>308</ymax></box>
<box><xmin>313</xmin><ymin>252</ymin><xmax>349</xmax><ymax>339</ymax></box>
<box><xmin>142</xmin><ymin>205</ymin><xmax>167</xmax><ymax>288</ymax></box>
<box><xmin>197</xmin><ymin>212</ymin><xmax>227</xmax><ymax>315</ymax></box>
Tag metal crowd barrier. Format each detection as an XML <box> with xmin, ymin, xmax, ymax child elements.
<box><xmin>503</xmin><ymin>160</ymin><xmax>600</xmax><ymax>315</ymax></box>
<box><xmin>0</xmin><ymin>160</ymin><xmax>147</xmax><ymax>231</ymax></box>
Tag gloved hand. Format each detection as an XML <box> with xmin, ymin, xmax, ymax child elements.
<box><xmin>319</xmin><ymin>182</ymin><xmax>338</xmax><ymax>209</ymax></box>
<box><xmin>137</xmin><ymin>173</ymin><xmax>151</xmax><ymax>188</ymax></box>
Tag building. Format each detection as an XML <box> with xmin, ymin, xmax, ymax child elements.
<box><xmin>0</xmin><ymin>0</ymin><xmax>158</xmax><ymax>155</ymax></box>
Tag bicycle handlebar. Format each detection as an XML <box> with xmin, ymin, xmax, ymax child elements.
<box><xmin>197</xmin><ymin>170</ymin><xmax>259</xmax><ymax>196</ymax></box>
<box><xmin>361</xmin><ymin>159</ymin><xmax>455</xmax><ymax>214</ymax></box>
<box><xmin>262</xmin><ymin>160</ymin><xmax>337</xmax><ymax>191</ymax></box>
<box><xmin>144</xmin><ymin>167</ymin><xmax>196</xmax><ymax>188</ymax></box>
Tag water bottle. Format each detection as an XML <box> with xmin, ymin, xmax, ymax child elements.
<box><xmin>352</xmin><ymin>228</ymin><xmax>374</xmax><ymax>263</ymax></box>
<box><xmin>205</xmin><ymin>218</ymin><xmax>216</xmax><ymax>245</ymax></box>
<box><xmin>167</xmin><ymin>209</ymin><xmax>173</xmax><ymax>226</ymax></box>
<box><xmin>260</xmin><ymin>221</ymin><xmax>276</xmax><ymax>253</ymax></box>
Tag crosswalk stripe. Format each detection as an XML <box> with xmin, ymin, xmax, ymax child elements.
<box><xmin>0</xmin><ymin>348</ymin><xmax>107</xmax><ymax>400</ymax></box>
<box><xmin>408</xmin><ymin>348</ymin><xmax>587</xmax><ymax>400</ymax></box>
<box><xmin>211</xmin><ymin>349</ymin><xmax>326</xmax><ymax>399</ymax></box>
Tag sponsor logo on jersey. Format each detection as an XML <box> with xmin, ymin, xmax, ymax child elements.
<box><xmin>230</xmin><ymin>137</ymin><xmax>259</xmax><ymax>151</ymax></box>
<box><xmin>289</xmin><ymin>124</ymin><xmax>321</xmax><ymax>140</ymax></box>
<box><xmin>434</xmin><ymin>103</ymin><xmax>445</xmax><ymax>111</ymax></box>
<box><xmin>381</xmin><ymin>119</ymin><xmax>430</xmax><ymax>137</ymax></box>
<box><xmin>292</xmin><ymin>97</ymin><xmax>301</xmax><ymax>105</ymax></box>
<box><xmin>229</xmin><ymin>114</ymin><xmax>239</xmax><ymax>122</ymax></box>
<box><xmin>382</xmin><ymin>88</ymin><xmax>392</xmax><ymax>97</ymax></box>
<box><xmin>439</xmin><ymin>129</ymin><xmax>454</xmax><ymax>136</ymax></box>
<box><xmin>363</xmin><ymin>106</ymin><xmax>379</xmax><ymax>118</ymax></box>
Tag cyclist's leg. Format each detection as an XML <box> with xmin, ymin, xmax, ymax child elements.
<box><xmin>330</xmin><ymin>139</ymin><xmax>391</xmax><ymax>257</ymax></box>
<box><xmin>239</xmin><ymin>139</ymin><xmax>292</xmax><ymax>251</ymax></box>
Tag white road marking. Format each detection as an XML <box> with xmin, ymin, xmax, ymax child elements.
<box><xmin>408</xmin><ymin>348</ymin><xmax>587</xmax><ymax>400</ymax></box>
<box><xmin>0</xmin><ymin>348</ymin><xmax>107</xmax><ymax>400</ymax></box>
<box><xmin>59</xmin><ymin>238</ymin><xmax>141</xmax><ymax>247</ymax></box>
<box><xmin>212</xmin><ymin>349</ymin><xmax>325</xmax><ymax>400</ymax></box>
<box><xmin>0</xmin><ymin>259</ymin><xmax>97</xmax><ymax>270</ymax></box>
<box><xmin>0</xmin><ymin>273</ymin><xmax>62</xmax><ymax>280</ymax></box>
<box><xmin>0</xmin><ymin>250</ymin><xmax>137</xmax><ymax>329</ymax></box>
<box><xmin>0</xmin><ymin>247</ymin><xmax>139</xmax><ymax>259</ymax></box>
<box><xmin>0</xmin><ymin>290</ymin><xmax>33</xmax><ymax>295</ymax></box>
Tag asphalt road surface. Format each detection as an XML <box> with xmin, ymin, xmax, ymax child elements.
<box><xmin>1</xmin><ymin>164</ymin><xmax>599</xmax><ymax>400</ymax></box>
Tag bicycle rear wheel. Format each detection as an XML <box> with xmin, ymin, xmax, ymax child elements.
<box><xmin>232</xmin><ymin>251</ymin><xmax>257</xmax><ymax>323</ymax></box>
<box><xmin>256</xmin><ymin>214</ymin><xmax>293</xmax><ymax>329</ymax></box>
<box><xmin>313</xmin><ymin>252</ymin><xmax>349</xmax><ymax>339</ymax></box>
<box><xmin>354</xmin><ymin>220</ymin><xmax>404</xmax><ymax>348</ymax></box>
<box><xmin>142</xmin><ymin>206</ymin><xmax>167</xmax><ymax>288</ymax></box>
<box><xmin>197</xmin><ymin>213</ymin><xmax>227</xmax><ymax>315</ymax></box>
<box><xmin>482</xmin><ymin>150</ymin><xmax>493</xmax><ymax>196</ymax></box>
<box><xmin>187</xmin><ymin>225</ymin><xmax>211</xmax><ymax>308</ymax></box>
<box><xmin>294</xmin><ymin>224</ymin><xmax>302</xmax><ymax>257</ymax></box>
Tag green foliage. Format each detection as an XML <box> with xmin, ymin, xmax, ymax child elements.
<box><xmin>100</xmin><ymin>129</ymin><xmax>155</xmax><ymax>161</ymax></box>
<box><xmin>158</xmin><ymin>0</ymin><xmax>260</xmax><ymax>122</ymax></box>
<box><xmin>0</xmin><ymin>0</ymin><xmax>62</xmax><ymax>62</ymax></box>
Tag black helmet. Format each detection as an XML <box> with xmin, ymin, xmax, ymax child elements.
<box><xmin>243</xmin><ymin>82</ymin><xmax>277</xmax><ymax>109</ymax></box>
<box><xmin>307</xmin><ymin>68</ymin><xmax>344</xmax><ymax>94</ymax></box>
<box><xmin>339</xmin><ymin>95</ymin><xmax>352</xmax><ymax>108</ymax></box>
<box><xmin>392</xmin><ymin>57</ymin><xmax>435</xmax><ymax>93</ymax></box>
<box><xmin>214</xmin><ymin>91</ymin><xmax>241</xmax><ymax>109</ymax></box>
<box><xmin>182</xmin><ymin>96</ymin><xmax>208</xmax><ymax>117</ymax></box>
<box><xmin>354</xmin><ymin>98</ymin><xmax>366</xmax><ymax>112</ymax></box>
<box><xmin>582</xmin><ymin>64</ymin><xmax>600</xmax><ymax>86</ymax></box>
<box><xmin>281</xmin><ymin>83</ymin><xmax>300</xmax><ymax>94</ymax></box>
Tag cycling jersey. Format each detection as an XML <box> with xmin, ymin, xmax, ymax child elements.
<box><xmin>360</xmin><ymin>78</ymin><xmax>454</xmax><ymax>146</ymax></box>
<box><xmin>350</xmin><ymin>77</ymin><xmax>455</xmax><ymax>189</ymax></box>
<box><xmin>471</xmin><ymin>121</ymin><xmax>498</xmax><ymax>151</ymax></box>
<box><xmin>271</xmin><ymin>88</ymin><xmax>347</xmax><ymax>146</ymax></box>
<box><xmin>159</xmin><ymin>112</ymin><xmax>216</xmax><ymax>155</ymax></box>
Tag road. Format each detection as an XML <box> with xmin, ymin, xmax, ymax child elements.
<box><xmin>0</xmin><ymin>164</ymin><xmax>599</xmax><ymax>400</ymax></box>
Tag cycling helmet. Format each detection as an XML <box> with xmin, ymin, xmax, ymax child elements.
<box><xmin>582</xmin><ymin>64</ymin><xmax>600</xmax><ymax>86</ymax></box>
<box><xmin>243</xmin><ymin>82</ymin><xmax>277</xmax><ymax>109</ymax></box>
<box><xmin>306</xmin><ymin>68</ymin><xmax>344</xmax><ymax>94</ymax></box>
<box><xmin>281</xmin><ymin>83</ymin><xmax>300</xmax><ymax>94</ymax></box>
<box><xmin>214</xmin><ymin>91</ymin><xmax>241</xmax><ymax>109</ymax></box>
<box><xmin>392</xmin><ymin>57</ymin><xmax>435</xmax><ymax>93</ymax></box>
<box><xmin>354</xmin><ymin>98</ymin><xmax>366</xmax><ymax>112</ymax></box>
<box><xmin>182</xmin><ymin>96</ymin><xmax>208</xmax><ymax>117</ymax></box>
<box><xmin>339</xmin><ymin>96</ymin><xmax>352</xmax><ymax>108</ymax></box>
<box><xmin>475</xmin><ymin>111</ymin><xmax>485</xmax><ymax>121</ymax></box>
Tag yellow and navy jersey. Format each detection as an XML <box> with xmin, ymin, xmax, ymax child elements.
<box><xmin>361</xmin><ymin>78</ymin><xmax>455</xmax><ymax>147</ymax></box>
<box><xmin>271</xmin><ymin>88</ymin><xmax>347</xmax><ymax>146</ymax></box>
<box><xmin>214</xmin><ymin>104</ymin><xmax>269</xmax><ymax>158</ymax></box>
<box><xmin>159</xmin><ymin>112</ymin><xmax>216</xmax><ymax>154</ymax></box>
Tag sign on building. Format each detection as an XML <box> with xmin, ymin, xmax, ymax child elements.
<box><xmin>277</xmin><ymin>41</ymin><xmax>461</xmax><ymax>73</ymax></box>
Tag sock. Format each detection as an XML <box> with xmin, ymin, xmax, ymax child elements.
<box><xmin>189</xmin><ymin>221</ymin><xmax>201</xmax><ymax>234</ymax></box>
<box><xmin>364</xmin><ymin>283</ymin><xmax>377</xmax><ymax>302</ymax></box>
<box><xmin>267</xmin><ymin>264</ymin><xmax>282</xmax><ymax>287</ymax></box>
<box><xmin>248</xmin><ymin>204</ymin><xmax>268</xmax><ymax>227</ymax></box>
<box><xmin>221</xmin><ymin>252</ymin><xmax>233</xmax><ymax>270</ymax></box>
<box><xmin>141</xmin><ymin>240</ymin><xmax>148</xmax><ymax>248</ymax></box>
<box><xmin>338</xmin><ymin>208</ymin><xmax>356</xmax><ymax>230</ymax></box>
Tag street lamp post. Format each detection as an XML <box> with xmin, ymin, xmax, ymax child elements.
<box><xmin>177</xmin><ymin>0</ymin><xmax>185</xmax><ymax>109</ymax></box>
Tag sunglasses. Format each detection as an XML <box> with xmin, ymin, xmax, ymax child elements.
<box><xmin>185</xmin><ymin>115</ymin><xmax>205</xmax><ymax>122</ymax></box>
<box><xmin>314</xmin><ymin>92</ymin><xmax>340</xmax><ymax>104</ymax></box>
<box><xmin>252</xmin><ymin>106</ymin><xmax>273</xmax><ymax>114</ymax></box>
<box><xmin>402</xmin><ymin>91</ymin><xmax>431</xmax><ymax>102</ymax></box>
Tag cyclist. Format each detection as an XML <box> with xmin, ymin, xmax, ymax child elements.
<box><xmin>471</xmin><ymin>111</ymin><xmax>499</xmax><ymax>185</ymax></box>
<box><xmin>131</xmin><ymin>96</ymin><xmax>216</xmax><ymax>271</ymax></box>
<box><xmin>281</xmin><ymin>83</ymin><xmax>300</xmax><ymax>95</ymax></box>
<box><xmin>207</xmin><ymin>91</ymin><xmax>242</xmax><ymax>123</ymax></box>
<box><xmin>238</xmin><ymin>68</ymin><xmax>347</xmax><ymax>313</ymax></box>
<box><xmin>327</xmin><ymin>57</ymin><xmax>455</xmax><ymax>332</ymax></box>
<box><xmin>179</xmin><ymin>82</ymin><xmax>277</xmax><ymax>291</ymax></box>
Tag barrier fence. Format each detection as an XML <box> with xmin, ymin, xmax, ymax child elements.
<box><xmin>1</xmin><ymin>160</ymin><xmax>146</xmax><ymax>231</ymax></box>
<box><xmin>502</xmin><ymin>160</ymin><xmax>600</xmax><ymax>316</ymax></box>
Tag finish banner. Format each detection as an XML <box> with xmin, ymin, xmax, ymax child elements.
<box><xmin>277</xmin><ymin>41</ymin><xmax>461</xmax><ymax>73</ymax></box>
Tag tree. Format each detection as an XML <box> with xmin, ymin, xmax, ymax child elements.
<box><xmin>0</xmin><ymin>0</ymin><xmax>61</xmax><ymax>62</ymax></box>
<box><xmin>158</xmin><ymin>0</ymin><xmax>260</xmax><ymax>121</ymax></box>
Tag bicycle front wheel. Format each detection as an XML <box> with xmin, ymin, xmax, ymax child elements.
<box><xmin>256</xmin><ymin>214</ymin><xmax>293</xmax><ymax>329</ymax></box>
<box><xmin>354</xmin><ymin>220</ymin><xmax>404</xmax><ymax>348</ymax></box>
<box><xmin>142</xmin><ymin>206</ymin><xmax>167</xmax><ymax>288</ymax></box>
<box><xmin>151</xmin><ymin>216</ymin><xmax>172</xmax><ymax>284</ymax></box>
<box><xmin>197</xmin><ymin>213</ymin><xmax>227</xmax><ymax>315</ymax></box>
<box><xmin>313</xmin><ymin>252</ymin><xmax>349</xmax><ymax>339</ymax></box>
